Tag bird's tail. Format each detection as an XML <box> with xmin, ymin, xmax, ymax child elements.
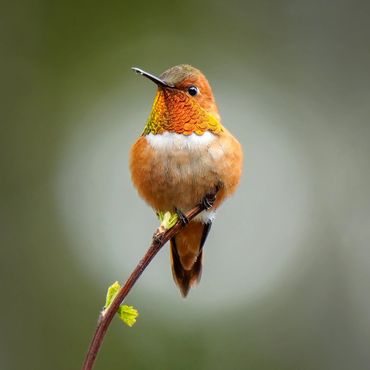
<box><xmin>170</xmin><ymin>221</ymin><xmax>211</xmax><ymax>297</ymax></box>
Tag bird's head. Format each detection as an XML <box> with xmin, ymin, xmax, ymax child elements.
<box><xmin>133</xmin><ymin>65</ymin><xmax>223</xmax><ymax>136</ymax></box>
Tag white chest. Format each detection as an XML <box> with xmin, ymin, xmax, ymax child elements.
<box><xmin>145</xmin><ymin>131</ymin><xmax>225</xmax><ymax>162</ymax></box>
<box><xmin>145</xmin><ymin>131</ymin><xmax>216</xmax><ymax>151</ymax></box>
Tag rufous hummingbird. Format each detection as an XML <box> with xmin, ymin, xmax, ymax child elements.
<box><xmin>130</xmin><ymin>65</ymin><xmax>243</xmax><ymax>297</ymax></box>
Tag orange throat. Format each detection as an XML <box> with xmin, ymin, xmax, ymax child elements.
<box><xmin>142</xmin><ymin>89</ymin><xmax>223</xmax><ymax>136</ymax></box>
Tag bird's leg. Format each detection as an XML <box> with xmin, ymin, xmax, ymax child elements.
<box><xmin>174</xmin><ymin>207</ymin><xmax>189</xmax><ymax>226</ymax></box>
<box><xmin>201</xmin><ymin>194</ymin><xmax>215</xmax><ymax>210</ymax></box>
<box><xmin>215</xmin><ymin>181</ymin><xmax>223</xmax><ymax>193</ymax></box>
<box><xmin>201</xmin><ymin>182</ymin><xmax>223</xmax><ymax>210</ymax></box>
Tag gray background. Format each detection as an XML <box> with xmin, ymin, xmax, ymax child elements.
<box><xmin>1</xmin><ymin>0</ymin><xmax>370</xmax><ymax>369</ymax></box>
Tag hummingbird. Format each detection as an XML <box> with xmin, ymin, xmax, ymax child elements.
<box><xmin>130</xmin><ymin>65</ymin><xmax>243</xmax><ymax>297</ymax></box>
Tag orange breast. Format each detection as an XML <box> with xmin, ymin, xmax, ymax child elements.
<box><xmin>130</xmin><ymin>130</ymin><xmax>242</xmax><ymax>215</ymax></box>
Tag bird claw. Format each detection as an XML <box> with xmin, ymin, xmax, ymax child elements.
<box><xmin>215</xmin><ymin>181</ymin><xmax>223</xmax><ymax>193</ymax></box>
<box><xmin>201</xmin><ymin>183</ymin><xmax>222</xmax><ymax>210</ymax></box>
<box><xmin>174</xmin><ymin>207</ymin><xmax>189</xmax><ymax>226</ymax></box>
<box><xmin>201</xmin><ymin>193</ymin><xmax>216</xmax><ymax>210</ymax></box>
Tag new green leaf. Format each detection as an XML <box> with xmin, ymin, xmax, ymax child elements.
<box><xmin>104</xmin><ymin>281</ymin><xmax>139</xmax><ymax>327</ymax></box>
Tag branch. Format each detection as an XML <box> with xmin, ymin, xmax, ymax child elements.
<box><xmin>82</xmin><ymin>191</ymin><xmax>217</xmax><ymax>370</ymax></box>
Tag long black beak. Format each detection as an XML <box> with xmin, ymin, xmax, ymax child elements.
<box><xmin>131</xmin><ymin>67</ymin><xmax>174</xmax><ymax>88</ymax></box>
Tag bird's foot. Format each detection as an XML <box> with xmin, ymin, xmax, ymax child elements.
<box><xmin>201</xmin><ymin>182</ymin><xmax>222</xmax><ymax>210</ymax></box>
<box><xmin>215</xmin><ymin>181</ymin><xmax>223</xmax><ymax>193</ymax></box>
<box><xmin>174</xmin><ymin>207</ymin><xmax>189</xmax><ymax>226</ymax></box>
<box><xmin>201</xmin><ymin>192</ymin><xmax>216</xmax><ymax>210</ymax></box>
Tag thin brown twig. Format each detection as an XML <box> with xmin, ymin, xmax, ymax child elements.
<box><xmin>82</xmin><ymin>191</ymin><xmax>217</xmax><ymax>370</ymax></box>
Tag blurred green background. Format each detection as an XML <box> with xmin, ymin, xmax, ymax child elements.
<box><xmin>2</xmin><ymin>0</ymin><xmax>370</xmax><ymax>369</ymax></box>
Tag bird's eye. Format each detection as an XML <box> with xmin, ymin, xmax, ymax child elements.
<box><xmin>187</xmin><ymin>85</ymin><xmax>199</xmax><ymax>96</ymax></box>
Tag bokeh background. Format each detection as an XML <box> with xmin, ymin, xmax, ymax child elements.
<box><xmin>2</xmin><ymin>0</ymin><xmax>370</xmax><ymax>369</ymax></box>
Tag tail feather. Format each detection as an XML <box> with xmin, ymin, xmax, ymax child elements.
<box><xmin>170</xmin><ymin>221</ymin><xmax>212</xmax><ymax>297</ymax></box>
<box><xmin>170</xmin><ymin>239</ymin><xmax>202</xmax><ymax>297</ymax></box>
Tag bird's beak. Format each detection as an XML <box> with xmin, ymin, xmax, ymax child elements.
<box><xmin>131</xmin><ymin>67</ymin><xmax>174</xmax><ymax>88</ymax></box>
